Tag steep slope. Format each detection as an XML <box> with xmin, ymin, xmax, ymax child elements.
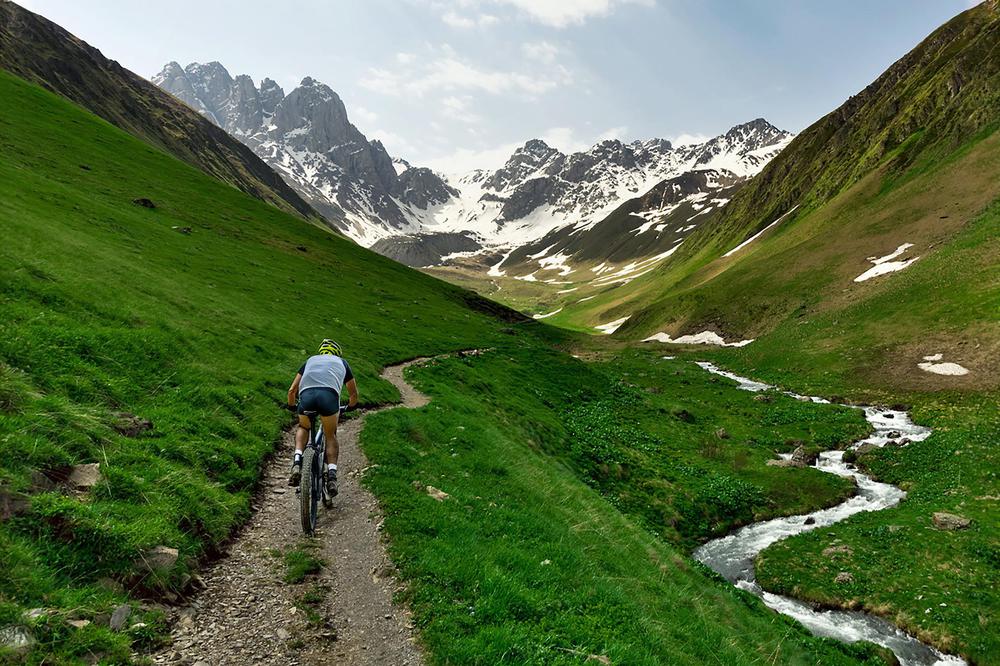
<box><xmin>154</xmin><ymin>61</ymin><xmax>456</xmax><ymax>242</ymax></box>
<box><xmin>0</xmin><ymin>1</ymin><xmax>317</xmax><ymax>220</ymax></box>
<box><xmin>554</xmin><ymin>0</ymin><xmax>1000</xmax><ymax>370</ymax></box>
<box><xmin>0</xmin><ymin>68</ymin><xmax>902</xmax><ymax>665</ymax></box>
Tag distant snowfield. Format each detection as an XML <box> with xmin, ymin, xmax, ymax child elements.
<box><xmin>642</xmin><ymin>331</ymin><xmax>754</xmax><ymax>347</ymax></box>
<box><xmin>595</xmin><ymin>316</ymin><xmax>631</xmax><ymax>334</ymax></box>
<box><xmin>918</xmin><ymin>353</ymin><xmax>969</xmax><ymax>376</ymax></box>
<box><xmin>854</xmin><ymin>243</ymin><xmax>919</xmax><ymax>282</ymax></box>
<box><xmin>532</xmin><ymin>307</ymin><xmax>563</xmax><ymax>320</ymax></box>
<box><xmin>723</xmin><ymin>205</ymin><xmax>799</xmax><ymax>257</ymax></box>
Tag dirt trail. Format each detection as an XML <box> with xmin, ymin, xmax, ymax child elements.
<box><xmin>151</xmin><ymin>358</ymin><xmax>434</xmax><ymax>666</ymax></box>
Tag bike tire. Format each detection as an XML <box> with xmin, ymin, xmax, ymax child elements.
<box><xmin>299</xmin><ymin>446</ymin><xmax>318</xmax><ymax>535</ymax></box>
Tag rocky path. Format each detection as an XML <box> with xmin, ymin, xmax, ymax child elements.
<box><xmin>151</xmin><ymin>359</ymin><xmax>435</xmax><ymax>666</ymax></box>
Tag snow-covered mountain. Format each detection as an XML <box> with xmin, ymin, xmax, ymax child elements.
<box><xmin>374</xmin><ymin>119</ymin><xmax>792</xmax><ymax>267</ymax></box>
<box><xmin>153</xmin><ymin>62</ymin><xmax>455</xmax><ymax>243</ymax></box>
<box><xmin>153</xmin><ymin>62</ymin><xmax>791</xmax><ymax>273</ymax></box>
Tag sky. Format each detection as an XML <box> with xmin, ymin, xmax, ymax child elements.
<box><xmin>20</xmin><ymin>0</ymin><xmax>976</xmax><ymax>174</ymax></box>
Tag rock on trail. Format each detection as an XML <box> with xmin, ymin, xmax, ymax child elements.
<box><xmin>150</xmin><ymin>359</ymin><xmax>437</xmax><ymax>666</ymax></box>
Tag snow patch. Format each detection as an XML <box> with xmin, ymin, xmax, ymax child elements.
<box><xmin>642</xmin><ymin>331</ymin><xmax>754</xmax><ymax>347</ymax></box>
<box><xmin>854</xmin><ymin>243</ymin><xmax>919</xmax><ymax>282</ymax></box>
<box><xmin>533</xmin><ymin>307</ymin><xmax>563</xmax><ymax>320</ymax></box>
<box><xmin>918</xmin><ymin>353</ymin><xmax>968</xmax><ymax>376</ymax></box>
<box><xmin>723</xmin><ymin>205</ymin><xmax>799</xmax><ymax>257</ymax></box>
<box><xmin>595</xmin><ymin>316</ymin><xmax>630</xmax><ymax>335</ymax></box>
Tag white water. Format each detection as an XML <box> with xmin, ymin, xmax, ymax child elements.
<box><xmin>692</xmin><ymin>362</ymin><xmax>965</xmax><ymax>666</ymax></box>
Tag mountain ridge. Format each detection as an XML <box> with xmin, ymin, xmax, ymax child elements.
<box><xmin>0</xmin><ymin>2</ymin><xmax>318</xmax><ymax>220</ymax></box>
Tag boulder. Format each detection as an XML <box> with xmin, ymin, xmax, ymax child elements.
<box><xmin>886</xmin><ymin>430</ymin><xmax>902</xmax><ymax>439</ymax></box>
<box><xmin>109</xmin><ymin>605</ymin><xmax>132</xmax><ymax>631</ymax></box>
<box><xmin>791</xmin><ymin>445</ymin><xmax>818</xmax><ymax>466</ymax></box>
<box><xmin>132</xmin><ymin>197</ymin><xmax>156</xmax><ymax>208</ymax></box>
<box><xmin>854</xmin><ymin>443</ymin><xmax>877</xmax><ymax>459</ymax></box>
<box><xmin>753</xmin><ymin>393</ymin><xmax>772</xmax><ymax>403</ymax></box>
<box><xmin>426</xmin><ymin>486</ymin><xmax>449</xmax><ymax>501</ymax></box>
<box><xmin>932</xmin><ymin>512</ymin><xmax>971</xmax><ymax>530</ymax></box>
<box><xmin>0</xmin><ymin>626</ymin><xmax>35</xmax><ymax>654</ymax></box>
<box><xmin>715</xmin><ymin>428</ymin><xmax>730</xmax><ymax>440</ymax></box>
<box><xmin>804</xmin><ymin>516</ymin><xmax>816</xmax><ymax>525</ymax></box>
<box><xmin>112</xmin><ymin>412</ymin><xmax>153</xmax><ymax>437</ymax></box>
<box><xmin>67</xmin><ymin>463</ymin><xmax>101</xmax><ymax>490</ymax></box>
<box><xmin>835</xmin><ymin>572</ymin><xmax>854</xmax><ymax>584</ymax></box>
<box><xmin>766</xmin><ymin>458</ymin><xmax>805</xmax><ymax>468</ymax></box>
<box><xmin>0</xmin><ymin>489</ymin><xmax>31</xmax><ymax>522</ymax></box>
<box><xmin>138</xmin><ymin>545</ymin><xmax>179</xmax><ymax>572</ymax></box>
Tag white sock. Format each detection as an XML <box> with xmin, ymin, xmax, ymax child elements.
<box><xmin>293</xmin><ymin>451</ymin><xmax>303</xmax><ymax>463</ymax></box>
<box><xmin>327</xmin><ymin>463</ymin><xmax>337</xmax><ymax>473</ymax></box>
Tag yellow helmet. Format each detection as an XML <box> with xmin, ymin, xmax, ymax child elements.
<box><xmin>318</xmin><ymin>339</ymin><xmax>342</xmax><ymax>356</ymax></box>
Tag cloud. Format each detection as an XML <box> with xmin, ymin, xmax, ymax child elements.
<box><xmin>540</xmin><ymin>125</ymin><xmax>629</xmax><ymax>153</ymax></box>
<box><xmin>441</xmin><ymin>95</ymin><xmax>483</xmax><ymax>124</ymax></box>
<box><xmin>361</xmin><ymin>46</ymin><xmax>572</xmax><ymax>97</ymax></box>
<box><xmin>522</xmin><ymin>41</ymin><xmax>559</xmax><ymax>63</ymax></box>
<box><xmin>422</xmin><ymin>140</ymin><xmax>524</xmax><ymax>175</ymax></box>
<box><xmin>671</xmin><ymin>132</ymin><xmax>710</xmax><ymax>146</ymax></box>
<box><xmin>442</xmin><ymin>11</ymin><xmax>500</xmax><ymax>28</ymax></box>
<box><xmin>492</xmin><ymin>0</ymin><xmax>654</xmax><ymax>27</ymax></box>
<box><xmin>371</xmin><ymin>129</ymin><xmax>418</xmax><ymax>156</ymax></box>
<box><xmin>353</xmin><ymin>106</ymin><xmax>378</xmax><ymax>126</ymax></box>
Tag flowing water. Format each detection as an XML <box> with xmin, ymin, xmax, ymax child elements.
<box><xmin>691</xmin><ymin>362</ymin><xmax>966</xmax><ymax>666</ymax></box>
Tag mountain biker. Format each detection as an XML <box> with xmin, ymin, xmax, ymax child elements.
<box><xmin>287</xmin><ymin>339</ymin><xmax>359</xmax><ymax>497</ymax></box>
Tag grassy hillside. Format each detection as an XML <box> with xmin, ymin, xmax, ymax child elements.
<box><xmin>0</xmin><ymin>0</ymin><xmax>318</xmax><ymax>220</ymax></box>
<box><xmin>0</xmin><ymin>69</ymin><xmax>901</xmax><ymax>664</ymax></box>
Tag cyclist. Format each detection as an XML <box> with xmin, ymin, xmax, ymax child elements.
<box><xmin>287</xmin><ymin>339</ymin><xmax>359</xmax><ymax>497</ymax></box>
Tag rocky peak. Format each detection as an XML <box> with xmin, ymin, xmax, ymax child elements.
<box><xmin>259</xmin><ymin>78</ymin><xmax>284</xmax><ymax>118</ymax></box>
<box><xmin>271</xmin><ymin>78</ymin><xmax>354</xmax><ymax>153</ymax></box>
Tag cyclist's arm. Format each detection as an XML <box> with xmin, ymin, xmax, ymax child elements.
<box><xmin>287</xmin><ymin>372</ymin><xmax>302</xmax><ymax>407</ymax></box>
<box><xmin>344</xmin><ymin>378</ymin><xmax>359</xmax><ymax>409</ymax></box>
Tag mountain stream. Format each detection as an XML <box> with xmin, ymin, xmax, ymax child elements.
<box><xmin>691</xmin><ymin>362</ymin><xmax>966</xmax><ymax>666</ymax></box>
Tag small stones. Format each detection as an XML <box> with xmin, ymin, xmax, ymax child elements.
<box><xmin>68</xmin><ymin>619</ymin><xmax>91</xmax><ymax>629</ymax></box>
<box><xmin>109</xmin><ymin>604</ymin><xmax>132</xmax><ymax>631</ymax></box>
<box><xmin>276</xmin><ymin>628</ymin><xmax>290</xmax><ymax>640</ymax></box>
<box><xmin>834</xmin><ymin>572</ymin><xmax>854</xmax><ymax>584</ymax></box>
<box><xmin>67</xmin><ymin>463</ymin><xmax>102</xmax><ymax>490</ymax></box>
<box><xmin>932</xmin><ymin>512</ymin><xmax>971</xmax><ymax>530</ymax></box>
<box><xmin>822</xmin><ymin>544</ymin><xmax>853</xmax><ymax>558</ymax></box>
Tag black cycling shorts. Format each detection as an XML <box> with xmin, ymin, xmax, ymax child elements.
<box><xmin>298</xmin><ymin>387</ymin><xmax>340</xmax><ymax>417</ymax></box>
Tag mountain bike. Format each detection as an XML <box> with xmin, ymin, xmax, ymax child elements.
<box><xmin>286</xmin><ymin>405</ymin><xmax>354</xmax><ymax>535</ymax></box>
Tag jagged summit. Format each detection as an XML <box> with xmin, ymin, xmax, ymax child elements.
<box><xmin>154</xmin><ymin>60</ymin><xmax>455</xmax><ymax>242</ymax></box>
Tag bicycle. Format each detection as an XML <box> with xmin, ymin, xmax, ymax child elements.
<box><xmin>285</xmin><ymin>404</ymin><xmax>355</xmax><ymax>535</ymax></box>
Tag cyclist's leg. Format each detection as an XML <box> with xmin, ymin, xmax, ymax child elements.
<box><xmin>319</xmin><ymin>412</ymin><xmax>340</xmax><ymax>466</ymax></box>
<box><xmin>295</xmin><ymin>414</ymin><xmax>310</xmax><ymax>452</ymax></box>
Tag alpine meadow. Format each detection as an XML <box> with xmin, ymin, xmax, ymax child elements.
<box><xmin>0</xmin><ymin>2</ymin><xmax>997</xmax><ymax>665</ymax></box>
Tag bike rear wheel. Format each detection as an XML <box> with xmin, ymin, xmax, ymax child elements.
<box><xmin>299</xmin><ymin>446</ymin><xmax>320</xmax><ymax>534</ymax></box>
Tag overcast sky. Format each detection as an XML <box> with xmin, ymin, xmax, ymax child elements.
<box><xmin>21</xmin><ymin>0</ymin><xmax>974</xmax><ymax>173</ymax></box>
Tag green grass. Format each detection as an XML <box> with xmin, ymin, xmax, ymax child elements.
<box><xmin>0</xmin><ymin>68</ymin><xmax>518</xmax><ymax>662</ymax></box>
<box><xmin>0</xmin><ymin>67</ymin><xmax>905</xmax><ymax>664</ymax></box>
<box><xmin>358</xmin><ymin>344</ymin><xmax>894</xmax><ymax>664</ymax></box>
<box><xmin>283</xmin><ymin>543</ymin><xmax>325</xmax><ymax>584</ymax></box>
